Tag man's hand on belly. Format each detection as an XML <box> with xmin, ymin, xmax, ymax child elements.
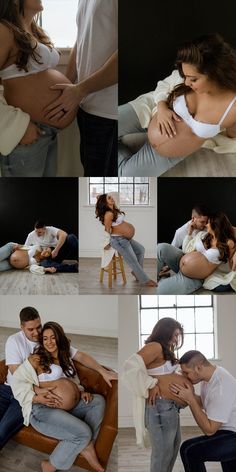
<box><xmin>20</xmin><ymin>122</ymin><xmax>45</xmax><ymax>145</ymax></box>
<box><xmin>43</xmin><ymin>83</ymin><xmax>84</xmax><ymax>122</ymax></box>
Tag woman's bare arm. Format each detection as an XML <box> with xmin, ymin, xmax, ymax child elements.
<box><xmin>0</xmin><ymin>23</ymin><xmax>14</xmax><ymax>69</ymax></box>
<box><xmin>104</xmin><ymin>211</ymin><xmax>114</xmax><ymax>234</ymax></box>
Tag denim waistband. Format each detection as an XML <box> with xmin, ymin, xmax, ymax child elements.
<box><xmin>34</xmin><ymin>122</ymin><xmax>60</xmax><ymax>133</ymax></box>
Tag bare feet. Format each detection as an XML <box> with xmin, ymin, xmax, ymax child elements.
<box><xmin>80</xmin><ymin>442</ymin><xmax>105</xmax><ymax>472</ymax></box>
<box><xmin>41</xmin><ymin>460</ymin><xmax>56</xmax><ymax>472</ymax></box>
<box><xmin>44</xmin><ymin>267</ymin><xmax>57</xmax><ymax>274</ymax></box>
<box><xmin>131</xmin><ymin>270</ymin><xmax>139</xmax><ymax>282</ymax></box>
<box><xmin>145</xmin><ymin>279</ymin><xmax>157</xmax><ymax>287</ymax></box>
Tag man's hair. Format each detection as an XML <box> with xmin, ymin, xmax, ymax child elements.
<box><xmin>179</xmin><ymin>350</ymin><xmax>210</xmax><ymax>368</ymax></box>
<box><xmin>34</xmin><ymin>220</ymin><xmax>46</xmax><ymax>229</ymax></box>
<box><xmin>20</xmin><ymin>307</ymin><xmax>40</xmax><ymax>324</ymax></box>
<box><xmin>192</xmin><ymin>204</ymin><xmax>209</xmax><ymax>217</ymax></box>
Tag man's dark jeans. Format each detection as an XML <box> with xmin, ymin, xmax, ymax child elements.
<box><xmin>77</xmin><ymin>108</ymin><xmax>118</xmax><ymax>176</ymax></box>
<box><xmin>0</xmin><ymin>384</ymin><xmax>24</xmax><ymax>449</ymax></box>
<box><xmin>54</xmin><ymin>234</ymin><xmax>78</xmax><ymax>262</ymax></box>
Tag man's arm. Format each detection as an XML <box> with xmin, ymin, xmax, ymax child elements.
<box><xmin>66</xmin><ymin>42</ymin><xmax>78</xmax><ymax>83</ymax></box>
<box><xmin>51</xmin><ymin>229</ymin><xmax>68</xmax><ymax>258</ymax></box>
<box><xmin>73</xmin><ymin>351</ymin><xmax>117</xmax><ymax>387</ymax></box>
<box><xmin>44</xmin><ymin>50</ymin><xmax>118</xmax><ymax>120</ymax></box>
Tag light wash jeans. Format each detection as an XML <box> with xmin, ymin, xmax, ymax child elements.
<box><xmin>0</xmin><ymin>242</ymin><xmax>15</xmax><ymax>271</ymax></box>
<box><xmin>157</xmin><ymin>243</ymin><xmax>203</xmax><ymax>294</ymax></box>
<box><xmin>118</xmin><ymin>103</ymin><xmax>186</xmax><ymax>176</ymax></box>
<box><xmin>110</xmin><ymin>236</ymin><xmax>150</xmax><ymax>284</ymax></box>
<box><xmin>145</xmin><ymin>398</ymin><xmax>181</xmax><ymax>472</ymax></box>
<box><xmin>30</xmin><ymin>393</ymin><xmax>105</xmax><ymax>470</ymax></box>
<box><xmin>1</xmin><ymin>123</ymin><xmax>58</xmax><ymax>177</ymax></box>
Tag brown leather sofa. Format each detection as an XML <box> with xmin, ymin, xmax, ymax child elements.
<box><xmin>0</xmin><ymin>359</ymin><xmax>118</xmax><ymax>470</ymax></box>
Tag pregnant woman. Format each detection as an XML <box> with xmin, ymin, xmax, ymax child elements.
<box><xmin>123</xmin><ymin>318</ymin><xmax>192</xmax><ymax>472</ymax></box>
<box><xmin>95</xmin><ymin>193</ymin><xmax>157</xmax><ymax>286</ymax></box>
<box><xmin>157</xmin><ymin>212</ymin><xmax>236</xmax><ymax>294</ymax></box>
<box><xmin>12</xmin><ymin>321</ymin><xmax>108</xmax><ymax>472</ymax></box>
<box><xmin>0</xmin><ymin>0</ymin><xmax>76</xmax><ymax>176</ymax></box>
<box><xmin>119</xmin><ymin>33</ymin><xmax>236</xmax><ymax>176</ymax></box>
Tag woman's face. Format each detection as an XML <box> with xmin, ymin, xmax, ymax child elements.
<box><xmin>181</xmin><ymin>63</ymin><xmax>212</xmax><ymax>94</ymax></box>
<box><xmin>106</xmin><ymin>194</ymin><xmax>115</xmax><ymax>208</ymax></box>
<box><xmin>22</xmin><ymin>0</ymin><xmax>43</xmax><ymax>14</ymax></box>
<box><xmin>170</xmin><ymin>328</ymin><xmax>181</xmax><ymax>349</ymax></box>
<box><xmin>206</xmin><ymin>221</ymin><xmax>214</xmax><ymax>235</ymax></box>
<box><xmin>42</xmin><ymin>328</ymin><xmax>58</xmax><ymax>356</ymax></box>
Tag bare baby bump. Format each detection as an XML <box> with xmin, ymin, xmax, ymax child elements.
<box><xmin>4</xmin><ymin>69</ymin><xmax>77</xmax><ymax>129</ymax></box>
<box><xmin>148</xmin><ymin>113</ymin><xmax>205</xmax><ymax>157</ymax></box>
<box><xmin>153</xmin><ymin>373</ymin><xmax>193</xmax><ymax>407</ymax></box>
<box><xmin>39</xmin><ymin>378</ymin><xmax>81</xmax><ymax>410</ymax></box>
<box><xmin>180</xmin><ymin>252</ymin><xmax>217</xmax><ymax>279</ymax></box>
<box><xmin>112</xmin><ymin>222</ymin><xmax>135</xmax><ymax>239</ymax></box>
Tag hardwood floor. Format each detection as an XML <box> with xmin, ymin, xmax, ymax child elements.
<box><xmin>118</xmin><ymin>427</ymin><xmax>222</xmax><ymax>471</ymax></box>
<box><xmin>0</xmin><ymin>269</ymin><xmax>79</xmax><ymax>295</ymax></box>
<box><xmin>79</xmin><ymin>258</ymin><xmax>157</xmax><ymax>295</ymax></box>
<box><xmin>0</xmin><ymin>329</ymin><xmax>118</xmax><ymax>472</ymax></box>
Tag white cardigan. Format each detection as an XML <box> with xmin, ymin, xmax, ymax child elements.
<box><xmin>0</xmin><ymin>92</ymin><xmax>30</xmax><ymax>156</ymax></box>
<box><xmin>11</xmin><ymin>359</ymin><xmax>39</xmax><ymax>426</ymax></box>
<box><xmin>122</xmin><ymin>353</ymin><xmax>158</xmax><ymax>448</ymax></box>
<box><xmin>129</xmin><ymin>70</ymin><xmax>236</xmax><ymax>154</ymax></box>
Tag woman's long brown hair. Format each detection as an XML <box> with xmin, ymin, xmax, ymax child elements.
<box><xmin>203</xmin><ymin>212</ymin><xmax>236</xmax><ymax>263</ymax></box>
<box><xmin>167</xmin><ymin>33</ymin><xmax>236</xmax><ymax>108</ymax></box>
<box><xmin>0</xmin><ymin>0</ymin><xmax>53</xmax><ymax>72</ymax></box>
<box><xmin>34</xmin><ymin>322</ymin><xmax>77</xmax><ymax>378</ymax></box>
<box><xmin>95</xmin><ymin>194</ymin><xmax>125</xmax><ymax>225</ymax></box>
<box><xmin>145</xmin><ymin>318</ymin><xmax>184</xmax><ymax>365</ymax></box>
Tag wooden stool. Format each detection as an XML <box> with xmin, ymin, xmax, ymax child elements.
<box><xmin>100</xmin><ymin>253</ymin><xmax>127</xmax><ymax>288</ymax></box>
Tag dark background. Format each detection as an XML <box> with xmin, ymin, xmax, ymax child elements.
<box><xmin>158</xmin><ymin>178</ymin><xmax>236</xmax><ymax>242</ymax></box>
<box><xmin>119</xmin><ymin>0</ymin><xmax>236</xmax><ymax>104</ymax></box>
<box><xmin>0</xmin><ymin>178</ymin><xmax>78</xmax><ymax>245</ymax></box>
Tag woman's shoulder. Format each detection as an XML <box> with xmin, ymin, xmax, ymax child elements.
<box><xmin>104</xmin><ymin>210</ymin><xmax>114</xmax><ymax>220</ymax></box>
<box><xmin>0</xmin><ymin>22</ymin><xmax>14</xmax><ymax>42</ymax></box>
<box><xmin>227</xmin><ymin>239</ymin><xmax>236</xmax><ymax>249</ymax></box>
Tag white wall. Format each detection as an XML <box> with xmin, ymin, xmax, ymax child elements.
<box><xmin>118</xmin><ymin>295</ymin><xmax>236</xmax><ymax>427</ymax></box>
<box><xmin>79</xmin><ymin>178</ymin><xmax>157</xmax><ymax>258</ymax></box>
<box><xmin>0</xmin><ymin>295</ymin><xmax>118</xmax><ymax>338</ymax></box>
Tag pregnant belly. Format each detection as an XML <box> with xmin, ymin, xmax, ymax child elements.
<box><xmin>112</xmin><ymin>222</ymin><xmax>135</xmax><ymax>238</ymax></box>
<box><xmin>39</xmin><ymin>378</ymin><xmax>81</xmax><ymax>410</ymax></box>
<box><xmin>180</xmin><ymin>252</ymin><xmax>218</xmax><ymax>279</ymax></box>
<box><xmin>152</xmin><ymin>373</ymin><xmax>194</xmax><ymax>407</ymax></box>
<box><xmin>148</xmin><ymin>113</ymin><xmax>206</xmax><ymax>157</ymax></box>
<box><xmin>3</xmin><ymin>69</ymin><xmax>77</xmax><ymax>129</ymax></box>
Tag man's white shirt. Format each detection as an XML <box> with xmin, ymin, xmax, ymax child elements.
<box><xmin>25</xmin><ymin>226</ymin><xmax>59</xmax><ymax>248</ymax></box>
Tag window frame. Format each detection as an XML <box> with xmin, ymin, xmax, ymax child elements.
<box><xmin>88</xmin><ymin>177</ymin><xmax>150</xmax><ymax>207</ymax></box>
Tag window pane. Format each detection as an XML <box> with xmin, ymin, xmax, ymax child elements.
<box><xmin>141</xmin><ymin>335</ymin><xmax>148</xmax><ymax>347</ymax></box>
<box><xmin>42</xmin><ymin>0</ymin><xmax>78</xmax><ymax>48</ymax></box>
<box><xmin>177</xmin><ymin>295</ymin><xmax>195</xmax><ymax>306</ymax></box>
<box><xmin>141</xmin><ymin>296</ymin><xmax>158</xmax><ymax>308</ymax></box>
<box><xmin>90</xmin><ymin>184</ymin><xmax>104</xmax><ymax>204</ymax></box>
<box><xmin>90</xmin><ymin>178</ymin><xmax>104</xmax><ymax>184</ymax></box>
<box><xmin>105</xmin><ymin>184</ymin><xmax>119</xmax><ymax>195</ymax></box>
<box><xmin>105</xmin><ymin>178</ymin><xmax>118</xmax><ymax>184</ymax></box>
<box><xmin>119</xmin><ymin>184</ymin><xmax>134</xmax><ymax>205</ymax></box>
<box><xmin>159</xmin><ymin>309</ymin><xmax>176</xmax><ymax>319</ymax></box>
<box><xmin>196</xmin><ymin>334</ymin><xmax>214</xmax><ymax>358</ymax></box>
<box><xmin>119</xmin><ymin>177</ymin><xmax>134</xmax><ymax>183</ymax></box>
<box><xmin>177</xmin><ymin>308</ymin><xmax>195</xmax><ymax>333</ymax></box>
<box><xmin>195</xmin><ymin>308</ymin><xmax>213</xmax><ymax>333</ymax></box>
<box><xmin>194</xmin><ymin>295</ymin><xmax>212</xmax><ymax>306</ymax></box>
<box><xmin>178</xmin><ymin>334</ymin><xmax>195</xmax><ymax>358</ymax></box>
<box><xmin>135</xmin><ymin>177</ymin><xmax>149</xmax><ymax>183</ymax></box>
<box><xmin>140</xmin><ymin>310</ymin><xmax>158</xmax><ymax>334</ymax></box>
<box><xmin>134</xmin><ymin>184</ymin><xmax>149</xmax><ymax>205</ymax></box>
<box><xmin>159</xmin><ymin>296</ymin><xmax>176</xmax><ymax>307</ymax></box>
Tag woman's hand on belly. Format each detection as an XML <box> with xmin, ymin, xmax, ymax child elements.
<box><xmin>20</xmin><ymin>121</ymin><xmax>45</xmax><ymax>145</ymax></box>
<box><xmin>81</xmin><ymin>391</ymin><xmax>93</xmax><ymax>404</ymax></box>
<box><xmin>147</xmin><ymin>383</ymin><xmax>161</xmax><ymax>405</ymax></box>
<box><xmin>148</xmin><ymin>112</ymin><xmax>205</xmax><ymax>158</ymax></box>
<box><xmin>43</xmin><ymin>83</ymin><xmax>85</xmax><ymax>122</ymax></box>
<box><xmin>155</xmin><ymin>102</ymin><xmax>182</xmax><ymax>138</ymax></box>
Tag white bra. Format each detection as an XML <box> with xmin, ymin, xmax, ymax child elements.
<box><xmin>0</xmin><ymin>42</ymin><xmax>60</xmax><ymax>80</ymax></box>
<box><xmin>173</xmin><ymin>94</ymin><xmax>236</xmax><ymax>139</ymax></box>
<box><xmin>111</xmin><ymin>214</ymin><xmax>125</xmax><ymax>227</ymax></box>
<box><xmin>147</xmin><ymin>360</ymin><xmax>178</xmax><ymax>376</ymax></box>
<box><xmin>195</xmin><ymin>238</ymin><xmax>221</xmax><ymax>264</ymax></box>
<box><xmin>38</xmin><ymin>363</ymin><xmax>66</xmax><ymax>382</ymax></box>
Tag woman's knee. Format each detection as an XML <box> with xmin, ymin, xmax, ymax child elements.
<box><xmin>92</xmin><ymin>394</ymin><xmax>106</xmax><ymax>417</ymax></box>
<box><xmin>157</xmin><ymin>243</ymin><xmax>171</xmax><ymax>258</ymax></box>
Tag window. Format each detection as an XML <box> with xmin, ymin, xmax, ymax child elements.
<box><xmin>140</xmin><ymin>295</ymin><xmax>216</xmax><ymax>359</ymax></box>
<box><xmin>89</xmin><ymin>178</ymin><xmax>150</xmax><ymax>206</ymax></box>
<box><xmin>41</xmin><ymin>0</ymin><xmax>78</xmax><ymax>48</ymax></box>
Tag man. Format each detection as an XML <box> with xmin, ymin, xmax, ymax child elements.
<box><xmin>171</xmin><ymin>351</ymin><xmax>236</xmax><ymax>471</ymax></box>
<box><xmin>44</xmin><ymin>0</ymin><xmax>118</xmax><ymax>177</ymax></box>
<box><xmin>171</xmin><ymin>205</ymin><xmax>209</xmax><ymax>248</ymax></box>
<box><xmin>0</xmin><ymin>306</ymin><xmax>117</xmax><ymax>449</ymax></box>
<box><xmin>25</xmin><ymin>220</ymin><xmax>78</xmax><ymax>264</ymax></box>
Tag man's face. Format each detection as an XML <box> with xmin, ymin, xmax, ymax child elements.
<box><xmin>180</xmin><ymin>363</ymin><xmax>203</xmax><ymax>384</ymax></box>
<box><xmin>35</xmin><ymin>227</ymin><xmax>46</xmax><ymax>237</ymax></box>
<box><xmin>191</xmin><ymin>211</ymin><xmax>208</xmax><ymax>230</ymax></box>
<box><xmin>21</xmin><ymin>318</ymin><xmax>42</xmax><ymax>342</ymax></box>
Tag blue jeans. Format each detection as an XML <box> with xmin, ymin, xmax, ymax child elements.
<box><xmin>40</xmin><ymin>260</ymin><xmax>78</xmax><ymax>273</ymax></box>
<box><xmin>118</xmin><ymin>103</ymin><xmax>186</xmax><ymax>176</ymax></box>
<box><xmin>0</xmin><ymin>384</ymin><xmax>24</xmax><ymax>449</ymax></box>
<box><xmin>157</xmin><ymin>243</ymin><xmax>203</xmax><ymax>294</ymax></box>
<box><xmin>110</xmin><ymin>236</ymin><xmax>150</xmax><ymax>284</ymax></box>
<box><xmin>1</xmin><ymin>123</ymin><xmax>58</xmax><ymax>177</ymax></box>
<box><xmin>77</xmin><ymin>108</ymin><xmax>118</xmax><ymax>177</ymax></box>
<box><xmin>0</xmin><ymin>242</ymin><xmax>15</xmax><ymax>272</ymax></box>
<box><xmin>180</xmin><ymin>430</ymin><xmax>236</xmax><ymax>472</ymax></box>
<box><xmin>52</xmin><ymin>234</ymin><xmax>78</xmax><ymax>263</ymax></box>
<box><xmin>30</xmin><ymin>393</ymin><xmax>105</xmax><ymax>470</ymax></box>
<box><xmin>145</xmin><ymin>398</ymin><xmax>181</xmax><ymax>472</ymax></box>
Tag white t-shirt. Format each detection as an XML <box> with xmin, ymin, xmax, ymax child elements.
<box><xmin>5</xmin><ymin>330</ymin><xmax>78</xmax><ymax>386</ymax></box>
<box><xmin>76</xmin><ymin>0</ymin><xmax>118</xmax><ymax>119</ymax></box>
<box><xmin>171</xmin><ymin>220</ymin><xmax>199</xmax><ymax>248</ymax></box>
<box><xmin>201</xmin><ymin>366</ymin><xmax>236</xmax><ymax>432</ymax></box>
<box><xmin>25</xmin><ymin>226</ymin><xmax>60</xmax><ymax>248</ymax></box>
